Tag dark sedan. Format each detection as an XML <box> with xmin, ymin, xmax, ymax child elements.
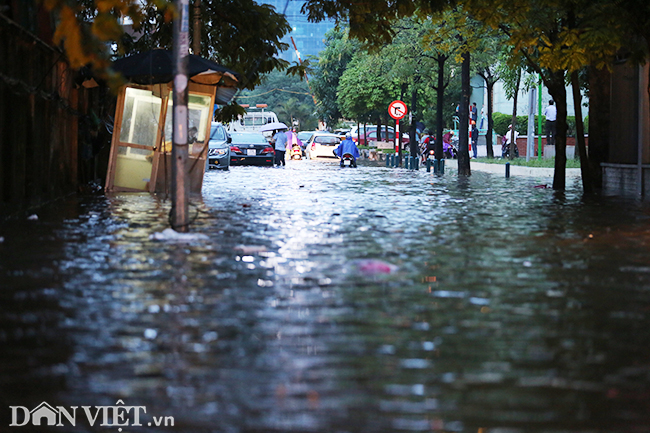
<box><xmin>229</xmin><ymin>132</ymin><xmax>275</xmax><ymax>166</ymax></box>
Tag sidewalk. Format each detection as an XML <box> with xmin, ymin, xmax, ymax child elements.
<box><xmin>444</xmin><ymin>158</ymin><xmax>582</xmax><ymax>179</ymax></box>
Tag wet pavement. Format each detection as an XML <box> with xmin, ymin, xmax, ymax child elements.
<box><xmin>2</xmin><ymin>159</ymin><xmax>650</xmax><ymax>432</ymax></box>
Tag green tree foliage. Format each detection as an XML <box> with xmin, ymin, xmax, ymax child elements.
<box><xmin>464</xmin><ymin>0</ymin><xmax>629</xmax><ymax>188</ymax></box>
<box><xmin>303</xmin><ymin>0</ymin><xmax>649</xmax><ymax>187</ymax></box>
<box><xmin>310</xmin><ymin>28</ymin><xmax>360</xmax><ymax>126</ymax></box>
<box><xmin>337</xmin><ymin>53</ymin><xmax>397</xmax><ymax>125</ymax></box>
<box><xmin>41</xmin><ymin>0</ymin><xmax>290</xmax><ymax>91</ymax></box>
<box><xmin>417</xmin><ymin>10</ymin><xmax>472</xmax><ymax>160</ymax></box>
<box><xmin>473</xmin><ymin>33</ymin><xmax>506</xmax><ymax>157</ymax></box>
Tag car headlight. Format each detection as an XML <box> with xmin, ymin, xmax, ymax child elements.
<box><xmin>208</xmin><ymin>148</ymin><xmax>228</xmax><ymax>156</ymax></box>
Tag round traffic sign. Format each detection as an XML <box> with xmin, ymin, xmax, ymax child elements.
<box><xmin>388</xmin><ymin>100</ymin><xmax>407</xmax><ymax>120</ymax></box>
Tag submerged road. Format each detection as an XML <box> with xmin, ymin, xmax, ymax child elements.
<box><xmin>1</xmin><ymin>159</ymin><xmax>650</xmax><ymax>432</ymax></box>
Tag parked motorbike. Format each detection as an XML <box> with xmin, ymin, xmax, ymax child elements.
<box><xmin>340</xmin><ymin>152</ymin><xmax>357</xmax><ymax>168</ymax></box>
<box><xmin>290</xmin><ymin>143</ymin><xmax>302</xmax><ymax>160</ymax></box>
<box><xmin>501</xmin><ymin>137</ymin><xmax>519</xmax><ymax>158</ymax></box>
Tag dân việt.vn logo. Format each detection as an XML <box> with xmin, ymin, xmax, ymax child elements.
<box><xmin>9</xmin><ymin>400</ymin><xmax>174</xmax><ymax>430</ymax></box>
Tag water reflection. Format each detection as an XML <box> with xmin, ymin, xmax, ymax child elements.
<box><xmin>1</xmin><ymin>160</ymin><xmax>650</xmax><ymax>432</ymax></box>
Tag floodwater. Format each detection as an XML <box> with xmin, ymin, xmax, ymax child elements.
<box><xmin>2</xmin><ymin>160</ymin><xmax>650</xmax><ymax>433</ymax></box>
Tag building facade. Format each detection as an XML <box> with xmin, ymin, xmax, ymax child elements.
<box><xmin>260</xmin><ymin>0</ymin><xmax>336</xmax><ymax>62</ymax></box>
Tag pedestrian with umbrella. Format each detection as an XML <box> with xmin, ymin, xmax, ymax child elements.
<box><xmin>271</xmin><ymin>128</ymin><xmax>288</xmax><ymax>166</ymax></box>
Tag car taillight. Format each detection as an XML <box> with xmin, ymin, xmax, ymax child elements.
<box><xmin>311</xmin><ymin>143</ymin><xmax>316</xmax><ymax>150</ymax></box>
<box><xmin>261</xmin><ymin>146</ymin><xmax>274</xmax><ymax>154</ymax></box>
<box><xmin>230</xmin><ymin>146</ymin><xmax>241</xmax><ymax>153</ymax></box>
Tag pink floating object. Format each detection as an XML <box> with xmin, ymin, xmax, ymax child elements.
<box><xmin>357</xmin><ymin>259</ymin><xmax>397</xmax><ymax>275</ymax></box>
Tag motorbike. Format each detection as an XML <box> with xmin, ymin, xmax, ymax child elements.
<box><xmin>443</xmin><ymin>141</ymin><xmax>458</xmax><ymax>159</ymax></box>
<box><xmin>420</xmin><ymin>137</ymin><xmax>436</xmax><ymax>163</ymax></box>
<box><xmin>290</xmin><ymin>143</ymin><xmax>303</xmax><ymax>160</ymax></box>
<box><xmin>340</xmin><ymin>152</ymin><xmax>357</xmax><ymax>168</ymax></box>
<box><xmin>501</xmin><ymin>137</ymin><xmax>519</xmax><ymax>158</ymax></box>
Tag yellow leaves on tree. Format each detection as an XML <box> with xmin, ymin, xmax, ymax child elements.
<box><xmin>42</xmin><ymin>0</ymin><xmax>173</xmax><ymax>77</ymax></box>
<box><xmin>52</xmin><ymin>5</ymin><xmax>89</xmax><ymax>69</ymax></box>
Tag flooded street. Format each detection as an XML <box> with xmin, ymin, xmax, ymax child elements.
<box><xmin>2</xmin><ymin>159</ymin><xmax>650</xmax><ymax>433</ymax></box>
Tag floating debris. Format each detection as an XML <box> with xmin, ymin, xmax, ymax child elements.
<box><xmin>234</xmin><ymin>245</ymin><xmax>267</xmax><ymax>254</ymax></box>
<box><xmin>356</xmin><ymin>259</ymin><xmax>398</xmax><ymax>275</ymax></box>
<box><xmin>149</xmin><ymin>228</ymin><xmax>209</xmax><ymax>242</ymax></box>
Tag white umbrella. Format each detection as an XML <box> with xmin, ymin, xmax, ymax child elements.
<box><xmin>259</xmin><ymin>122</ymin><xmax>288</xmax><ymax>132</ymax></box>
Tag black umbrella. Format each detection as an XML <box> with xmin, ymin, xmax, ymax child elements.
<box><xmin>111</xmin><ymin>49</ymin><xmax>239</xmax><ymax>89</ymax></box>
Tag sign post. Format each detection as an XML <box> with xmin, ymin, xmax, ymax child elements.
<box><xmin>388</xmin><ymin>100</ymin><xmax>407</xmax><ymax>158</ymax></box>
<box><xmin>172</xmin><ymin>0</ymin><xmax>190</xmax><ymax>232</ymax></box>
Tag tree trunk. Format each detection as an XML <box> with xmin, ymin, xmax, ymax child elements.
<box><xmin>377</xmin><ymin>118</ymin><xmax>382</xmax><ymax>146</ymax></box>
<box><xmin>435</xmin><ymin>56</ymin><xmax>445</xmax><ymax>161</ymax></box>
<box><xmin>509</xmin><ymin>69</ymin><xmax>521</xmax><ymax>160</ymax></box>
<box><xmin>587</xmin><ymin>66</ymin><xmax>610</xmax><ymax>190</ymax></box>
<box><xmin>458</xmin><ymin>51</ymin><xmax>471</xmax><ymax>175</ymax></box>
<box><xmin>486</xmin><ymin>79</ymin><xmax>495</xmax><ymax>158</ymax></box>
<box><xmin>546</xmin><ymin>70</ymin><xmax>568</xmax><ymax>190</ymax></box>
<box><xmin>410</xmin><ymin>87</ymin><xmax>418</xmax><ymax>158</ymax></box>
<box><xmin>571</xmin><ymin>71</ymin><xmax>592</xmax><ymax>193</ymax></box>
<box><xmin>192</xmin><ymin>0</ymin><xmax>201</xmax><ymax>56</ymax></box>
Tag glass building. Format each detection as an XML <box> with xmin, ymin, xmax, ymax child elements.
<box><xmin>260</xmin><ymin>0</ymin><xmax>336</xmax><ymax>62</ymax></box>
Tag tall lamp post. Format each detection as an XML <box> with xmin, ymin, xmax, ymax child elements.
<box><xmin>172</xmin><ymin>0</ymin><xmax>190</xmax><ymax>231</ymax></box>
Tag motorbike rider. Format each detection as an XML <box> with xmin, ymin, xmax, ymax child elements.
<box><xmin>285</xmin><ymin>129</ymin><xmax>304</xmax><ymax>159</ymax></box>
<box><xmin>420</xmin><ymin>130</ymin><xmax>435</xmax><ymax>162</ymax></box>
<box><xmin>334</xmin><ymin>132</ymin><xmax>360</xmax><ymax>167</ymax></box>
<box><xmin>442</xmin><ymin>130</ymin><xmax>455</xmax><ymax>158</ymax></box>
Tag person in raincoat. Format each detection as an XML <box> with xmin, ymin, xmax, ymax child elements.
<box><xmin>285</xmin><ymin>129</ymin><xmax>304</xmax><ymax>159</ymax></box>
<box><xmin>334</xmin><ymin>132</ymin><xmax>360</xmax><ymax>167</ymax></box>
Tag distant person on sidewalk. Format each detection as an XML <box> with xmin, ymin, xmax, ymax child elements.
<box><xmin>543</xmin><ymin>100</ymin><xmax>557</xmax><ymax>146</ymax></box>
<box><xmin>471</xmin><ymin>121</ymin><xmax>479</xmax><ymax>159</ymax></box>
<box><xmin>502</xmin><ymin>124</ymin><xmax>519</xmax><ymax>158</ymax></box>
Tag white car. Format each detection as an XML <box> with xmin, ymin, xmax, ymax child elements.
<box><xmin>306</xmin><ymin>132</ymin><xmax>341</xmax><ymax>159</ymax></box>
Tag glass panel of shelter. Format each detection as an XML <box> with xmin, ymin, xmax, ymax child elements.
<box><xmin>113</xmin><ymin>87</ymin><xmax>163</xmax><ymax>190</ymax></box>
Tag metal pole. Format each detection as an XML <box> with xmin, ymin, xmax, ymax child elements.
<box><xmin>172</xmin><ymin>0</ymin><xmax>190</xmax><ymax>232</ymax></box>
<box><xmin>637</xmin><ymin>65</ymin><xmax>644</xmax><ymax>197</ymax></box>
<box><xmin>538</xmin><ymin>76</ymin><xmax>543</xmax><ymax>160</ymax></box>
<box><xmin>395</xmin><ymin>120</ymin><xmax>400</xmax><ymax>163</ymax></box>
<box><xmin>527</xmin><ymin>87</ymin><xmax>536</xmax><ymax>162</ymax></box>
